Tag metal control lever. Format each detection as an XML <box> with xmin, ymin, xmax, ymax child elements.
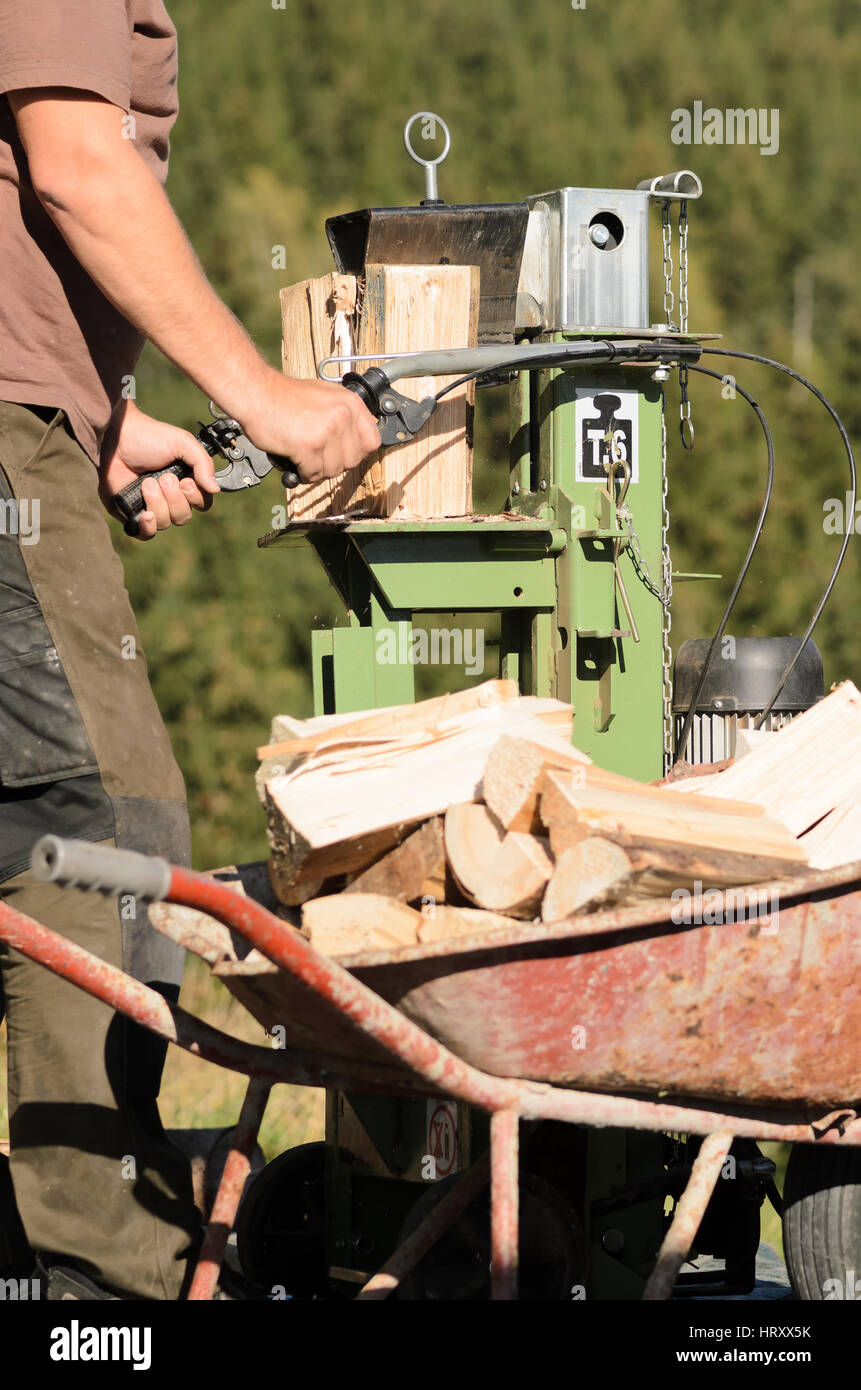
<box><xmin>341</xmin><ymin>367</ymin><xmax>436</xmax><ymax>446</ymax></box>
<box><xmin>112</xmin><ymin>367</ymin><xmax>435</xmax><ymax>537</ymax></box>
<box><xmin>278</xmin><ymin>367</ymin><xmax>432</xmax><ymax>488</ymax></box>
<box><xmin>319</xmin><ymin>337</ymin><xmax>704</xmax><ymax>384</ymax></box>
<box><xmin>113</xmin><ymin>415</ymin><xmax>298</xmax><ymax>537</ymax></box>
<box><xmin>608</xmin><ymin>456</ymin><xmax>640</xmax><ymax>644</ymax></box>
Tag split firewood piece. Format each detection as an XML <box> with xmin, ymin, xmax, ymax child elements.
<box><xmin>546</xmin><ymin>764</ymin><xmax>765</xmax><ymax>824</ymax></box>
<box><xmin>799</xmin><ymin>801</ymin><xmax>861</xmax><ymax>871</ymax></box>
<box><xmin>301</xmin><ymin>900</ymin><xmax>521</xmax><ymax>957</ymax></box>
<box><xmin>444</xmin><ymin>802</ymin><xmax>553</xmax><ymax>919</ymax></box>
<box><xmin>732</xmin><ymin>728</ymin><xmax>776</xmax><ymax>760</ymax></box>
<box><xmin>265</xmin><ymin>864</ymin><xmax>332</xmax><ymax>909</ymax></box>
<box><xmin>258</xmin><ymin>678</ymin><xmax>522</xmax><ymax>761</ymax></box>
<box><xmin>345</xmin><ymin>817</ymin><xmax>446</xmax><ymax>904</ymax></box>
<box><xmin>651</xmin><ymin>770</ymin><xmax>730</xmax><ymax>794</ymax></box>
<box><xmin>417</xmin><ymin>904</ymin><xmax>522</xmax><ymax>944</ymax></box>
<box><xmin>481</xmin><ymin>733</ymin><xmax>592</xmax><ymax>834</ymax></box>
<box><xmin>259</xmin><ymin>691</ymin><xmax>571</xmax><ymax>766</ymax></box>
<box><xmin>665</xmin><ymin>681</ymin><xmax>861</xmax><ymax>837</ymax></box>
<box><xmin>263</xmin><ymin>707</ymin><xmax>572</xmax><ymax>897</ymax></box>
<box><xmin>301</xmin><ymin>893</ymin><xmax>422</xmax><ymax>955</ymax></box>
<box><xmin>619</xmin><ymin>844</ymin><xmax>808</xmax><ymax>896</ymax></box>
<box><xmin>541</xmin><ymin>769</ymin><xmax>806</xmax><ymax>866</ymax></box>
<box><xmin>542</xmin><ymin>837</ymin><xmax>634</xmax><ymax>921</ymax></box>
<box><xmin>266</xmin><ymin>820</ymin><xmax>412</xmax><ymax>906</ymax></box>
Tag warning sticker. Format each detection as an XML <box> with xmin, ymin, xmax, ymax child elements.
<box><xmin>574</xmin><ymin>387</ymin><xmax>639</xmax><ymax>484</ymax></box>
<box><xmin>426</xmin><ymin>1100</ymin><xmax>458</xmax><ymax>1179</ymax></box>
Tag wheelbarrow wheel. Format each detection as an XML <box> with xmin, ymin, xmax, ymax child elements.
<box><xmin>394</xmin><ymin>1171</ymin><xmax>586</xmax><ymax>1300</ymax></box>
<box><xmin>782</xmin><ymin>1143</ymin><xmax>861</xmax><ymax>1300</ymax></box>
<box><xmin>235</xmin><ymin>1141</ymin><xmax>328</xmax><ymax>1299</ymax></box>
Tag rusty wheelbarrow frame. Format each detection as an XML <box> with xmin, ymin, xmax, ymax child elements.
<box><xmin>0</xmin><ymin>837</ymin><xmax>859</xmax><ymax>1302</ymax></box>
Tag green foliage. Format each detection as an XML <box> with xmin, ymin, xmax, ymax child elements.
<box><xmin>125</xmin><ymin>0</ymin><xmax>859</xmax><ymax>866</ymax></box>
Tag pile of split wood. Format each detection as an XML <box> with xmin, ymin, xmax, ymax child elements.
<box><xmin>255</xmin><ymin>679</ymin><xmax>861</xmax><ymax>959</ymax></box>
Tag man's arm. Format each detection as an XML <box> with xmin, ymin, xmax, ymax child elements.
<box><xmin>8</xmin><ymin>89</ymin><xmax>380</xmax><ymax>487</ymax></box>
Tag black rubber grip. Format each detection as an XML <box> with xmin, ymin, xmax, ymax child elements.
<box><xmin>114</xmin><ymin>460</ymin><xmax>194</xmax><ymax>536</ymax></box>
<box><xmin>274</xmin><ymin>458</ymin><xmax>300</xmax><ymax>488</ymax></box>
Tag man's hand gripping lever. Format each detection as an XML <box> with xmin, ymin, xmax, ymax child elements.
<box><xmin>339</xmin><ymin>366</ymin><xmax>436</xmax><ymax>448</ymax></box>
<box><xmin>113</xmin><ymin>369</ymin><xmax>432</xmax><ymax>537</ymax></box>
<box><xmin>113</xmin><ymin>414</ymin><xmax>299</xmax><ymax>537</ymax></box>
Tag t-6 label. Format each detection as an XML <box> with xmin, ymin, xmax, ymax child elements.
<box><xmin>575</xmin><ymin>388</ymin><xmax>639</xmax><ymax>484</ymax></box>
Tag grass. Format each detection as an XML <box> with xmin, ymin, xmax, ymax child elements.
<box><xmin>758</xmin><ymin>1142</ymin><xmax>788</xmax><ymax>1258</ymax></box>
<box><xmin>158</xmin><ymin>956</ymin><xmax>325</xmax><ymax>1156</ymax></box>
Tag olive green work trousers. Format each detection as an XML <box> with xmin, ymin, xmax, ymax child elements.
<box><xmin>0</xmin><ymin>401</ymin><xmax>201</xmax><ymax>1298</ymax></box>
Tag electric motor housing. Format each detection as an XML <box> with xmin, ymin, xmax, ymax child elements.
<box><xmin>672</xmin><ymin>636</ymin><xmax>824</xmax><ymax>764</ymax></box>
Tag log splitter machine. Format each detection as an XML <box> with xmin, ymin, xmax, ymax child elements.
<box><xmin>117</xmin><ymin>113</ymin><xmax>859</xmax><ymax>1300</ymax></box>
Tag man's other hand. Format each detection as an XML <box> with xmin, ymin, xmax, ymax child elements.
<box><xmin>99</xmin><ymin>399</ymin><xmax>220</xmax><ymax>539</ymax></box>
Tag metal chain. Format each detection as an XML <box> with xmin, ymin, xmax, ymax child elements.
<box><xmin>659</xmin><ymin>392</ymin><xmax>674</xmax><ymax>771</ymax></box>
<box><xmin>678</xmin><ymin>199</ymin><xmax>689</xmax><ymax>334</ymax></box>
<box><xmin>622</xmin><ymin>515</ymin><xmax>666</xmax><ymax>603</ymax></box>
<box><xmin>656</xmin><ymin>201</ymin><xmax>686</xmax><ymax>765</ymax></box>
<box><xmin>675</xmin><ymin>200</ymin><xmax>693</xmax><ymax>450</ymax></box>
<box><xmin>661</xmin><ymin>200</ymin><xmax>676</xmax><ymax>329</ymax></box>
<box><xmin>679</xmin><ymin>363</ymin><xmax>694</xmax><ymax>449</ymax></box>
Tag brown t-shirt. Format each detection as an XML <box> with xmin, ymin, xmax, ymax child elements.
<box><xmin>0</xmin><ymin>0</ymin><xmax>178</xmax><ymax>463</ymax></box>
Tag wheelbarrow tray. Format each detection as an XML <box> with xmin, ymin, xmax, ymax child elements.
<box><xmin>151</xmin><ymin>860</ymin><xmax>861</xmax><ymax>1110</ymax></box>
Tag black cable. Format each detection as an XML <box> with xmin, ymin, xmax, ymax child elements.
<box><xmin>430</xmin><ymin>336</ymin><xmax>702</xmax><ymax>403</ymax></box>
<box><xmin>701</xmin><ymin>348</ymin><xmax>856</xmax><ymax>726</ymax></box>
<box><xmin>673</xmin><ymin>366</ymin><xmax>776</xmax><ymax>764</ymax></box>
<box><xmin>434</xmin><ymin>367</ymin><xmax>509</xmax><ymax>401</ymax></box>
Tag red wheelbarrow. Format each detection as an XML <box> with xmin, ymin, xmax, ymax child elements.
<box><xmin>1</xmin><ymin>834</ymin><xmax>859</xmax><ymax>1301</ymax></box>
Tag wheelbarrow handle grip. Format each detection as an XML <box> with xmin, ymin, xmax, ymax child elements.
<box><xmin>31</xmin><ymin>835</ymin><xmax>171</xmax><ymax>902</ymax></box>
